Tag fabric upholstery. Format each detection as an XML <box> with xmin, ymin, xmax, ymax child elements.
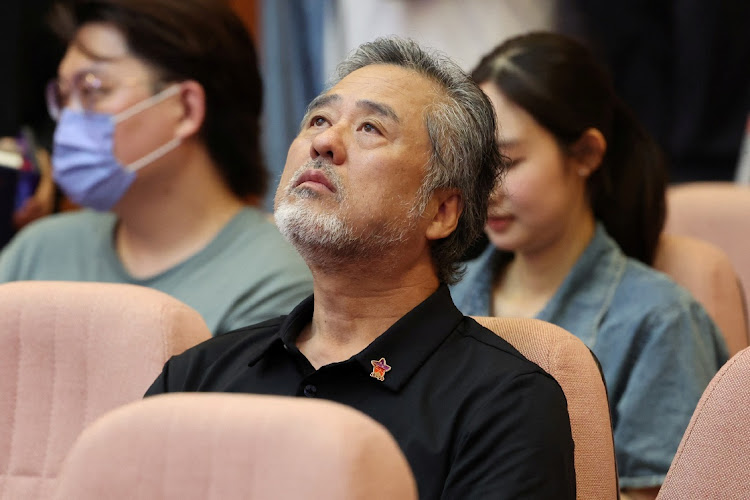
<box><xmin>654</xmin><ymin>233</ymin><xmax>749</xmax><ymax>355</ymax></box>
<box><xmin>54</xmin><ymin>393</ymin><xmax>419</xmax><ymax>500</ymax></box>
<box><xmin>665</xmin><ymin>182</ymin><xmax>750</xmax><ymax>319</ymax></box>
<box><xmin>472</xmin><ymin>316</ymin><xmax>618</xmax><ymax>500</ymax></box>
<box><xmin>0</xmin><ymin>281</ymin><xmax>212</xmax><ymax>500</ymax></box>
<box><xmin>657</xmin><ymin>346</ymin><xmax>750</xmax><ymax>499</ymax></box>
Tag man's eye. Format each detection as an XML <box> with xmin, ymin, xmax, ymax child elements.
<box><xmin>507</xmin><ymin>157</ymin><xmax>523</xmax><ymax>168</ymax></box>
<box><xmin>311</xmin><ymin>116</ymin><xmax>327</xmax><ymax>127</ymax></box>
<box><xmin>78</xmin><ymin>74</ymin><xmax>105</xmax><ymax>95</ymax></box>
<box><xmin>79</xmin><ymin>85</ymin><xmax>107</xmax><ymax>98</ymax></box>
<box><xmin>362</xmin><ymin>123</ymin><xmax>379</xmax><ymax>133</ymax></box>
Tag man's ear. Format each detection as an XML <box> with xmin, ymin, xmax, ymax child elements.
<box><xmin>174</xmin><ymin>80</ymin><xmax>206</xmax><ymax>139</ymax></box>
<box><xmin>570</xmin><ymin>127</ymin><xmax>606</xmax><ymax>177</ymax></box>
<box><xmin>425</xmin><ymin>189</ymin><xmax>463</xmax><ymax>241</ymax></box>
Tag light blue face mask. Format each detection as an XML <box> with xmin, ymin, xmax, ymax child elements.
<box><xmin>52</xmin><ymin>85</ymin><xmax>182</xmax><ymax>211</ymax></box>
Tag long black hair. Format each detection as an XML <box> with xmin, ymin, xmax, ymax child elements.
<box><xmin>472</xmin><ymin>32</ymin><xmax>667</xmax><ymax>265</ymax></box>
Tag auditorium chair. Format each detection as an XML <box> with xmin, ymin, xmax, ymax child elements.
<box><xmin>0</xmin><ymin>281</ymin><xmax>211</xmax><ymax>500</ymax></box>
<box><xmin>656</xmin><ymin>346</ymin><xmax>750</xmax><ymax>499</ymax></box>
<box><xmin>665</xmin><ymin>181</ymin><xmax>750</xmax><ymax>318</ymax></box>
<box><xmin>472</xmin><ymin>316</ymin><xmax>618</xmax><ymax>499</ymax></box>
<box><xmin>53</xmin><ymin>393</ymin><xmax>418</xmax><ymax>499</ymax></box>
<box><xmin>653</xmin><ymin>233</ymin><xmax>749</xmax><ymax>355</ymax></box>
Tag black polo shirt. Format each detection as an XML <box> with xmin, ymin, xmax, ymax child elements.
<box><xmin>146</xmin><ymin>285</ymin><xmax>575</xmax><ymax>499</ymax></box>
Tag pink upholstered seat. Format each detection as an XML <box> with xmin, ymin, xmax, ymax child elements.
<box><xmin>654</xmin><ymin>233</ymin><xmax>749</xmax><ymax>355</ymax></box>
<box><xmin>472</xmin><ymin>316</ymin><xmax>618</xmax><ymax>499</ymax></box>
<box><xmin>54</xmin><ymin>393</ymin><xmax>418</xmax><ymax>500</ymax></box>
<box><xmin>0</xmin><ymin>281</ymin><xmax>211</xmax><ymax>500</ymax></box>
<box><xmin>656</xmin><ymin>346</ymin><xmax>750</xmax><ymax>499</ymax></box>
<box><xmin>665</xmin><ymin>181</ymin><xmax>750</xmax><ymax>317</ymax></box>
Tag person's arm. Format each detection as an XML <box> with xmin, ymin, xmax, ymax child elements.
<box><xmin>144</xmin><ymin>358</ymin><xmax>172</xmax><ymax>397</ymax></box>
<box><xmin>441</xmin><ymin>372</ymin><xmax>576</xmax><ymax>499</ymax></box>
<box><xmin>0</xmin><ymin>215</ymin><xmax>39</xmax><ymax>281</ymax></box>
<box><xmin>144</xmin><ymin>350</ymin><xmax>202</xmax><ymax>396</ymax></box>
<box><xmin>613</xmin><ymin>301</ymin><xmax>728</xmax><ymax>491</ymax></box>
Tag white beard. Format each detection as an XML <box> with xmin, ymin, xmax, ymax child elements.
<box><xmin>275</xmin><ymin>161</ymin><xmax>423</xmax><ymax>270</ymax></box>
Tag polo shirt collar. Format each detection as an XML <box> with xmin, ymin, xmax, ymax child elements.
<box><xmin>352</xmin><ymin>285</ymin><xmax>464</xmax><ymax>391</ymax></box>
<box><xmin>245</xmin><ymin>286</ymin><xmax>464</xmax><ymax>392</ymax></box>
<box><xmin>244</xmin><ymin>294</ymin><xmax>315</xmax><ymax>367</ymax></box>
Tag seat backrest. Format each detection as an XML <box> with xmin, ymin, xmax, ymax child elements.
<box><xmin>54</xmin><ymin>393</ymin><xmax>418</xmax><ymax>500</ymax></box>
<box><xmin>0</xmin><ymin>281</ymin><xmax>212</xmax><ymax>500</ymax></box>
<box><xmin>665</xmin><ymin>181</ymin><xmax>750</xmax><ymax>315</ymax></box>
<box><xmin>653</xmin><ymin>233</ymin><xmax>749</xmax><ymax>355</ymax></box>
<box><xmin>472</xmin><ymin>316</ymin><xmax>618</xmax><ymax>500</ymax></box>
<box><xmin>656</xmin><ymin>346</ymin><xmax>750</xmax><ymax>499</ymax></box>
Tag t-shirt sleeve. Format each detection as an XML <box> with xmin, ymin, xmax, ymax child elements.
<box><xmin>0</xmin><ymin>224</ymin><xmax>35</xmax><ymax>281</ymax></box>
<box><xmin>614</xmin><ymin>301</ymin><xmax>729</xmax><ymax>489</ymax></box>
<box><xmin>441</xmin><ymin>371</ymin><xmax>576</xmax><ymax>499</ymax></box>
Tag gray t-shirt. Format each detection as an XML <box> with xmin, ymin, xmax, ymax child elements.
<box><xmin>0</xmin><ymin>208</ymin><xmax>313</xmax><ymax>335</ymax></box>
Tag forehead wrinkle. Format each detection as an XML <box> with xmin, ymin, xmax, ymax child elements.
<box><xmin>305</xmin><ymin>93</ymin><xmax>341</xmax><ymax>115</ymax></box>
<box><xmin>70</xmin><ymin>36</ymin><xmax>129</xmax><ymax>63</ymax></box>
<box><xmin>356</xmin><ymin>99</ymin><xmax>399</xmax><ymax>123</ymax></box>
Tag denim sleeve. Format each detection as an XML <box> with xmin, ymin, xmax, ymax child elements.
<box><xmin>614</xmin><ymin>300</ymin><xmax>729</xmax><ymax>489</ymax></box>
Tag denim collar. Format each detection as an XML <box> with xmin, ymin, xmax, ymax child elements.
<box><xmin>455</xmin><ymin>223</ymin><xmax>626</xmax><ymax>348</ymax></box>
<box><xmin>535</xmin><ymin>223</ymin><xmax>626</xmax><ymax>347</ymax></box>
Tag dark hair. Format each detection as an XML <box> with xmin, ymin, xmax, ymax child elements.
<box><xmin>472</xmin><ymin>32</ymin><xmax>667</xmax><ymax>265</ymax></box>
<box><xmin>50</xmin><ymin>0</ymin><xmax>267</xmax><ymax>199</ymax></box>
<box><xmin>331</xmin><ymin>37</ymin><xmax>505</xmax><ymax>284</ymax></box>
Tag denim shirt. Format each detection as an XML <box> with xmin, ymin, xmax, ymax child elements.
<box><xmin>451</xmin><ymin>224</ymin><xmax>729</xmax><ymax>488</ymax></box>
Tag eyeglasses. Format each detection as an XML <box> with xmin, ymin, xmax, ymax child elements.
<box><xmin>45</xmin><ymin>72</ymin><xmax>154</xmax><ymax>121</ymax></box>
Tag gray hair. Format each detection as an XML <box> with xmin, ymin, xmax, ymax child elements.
<box><xmin>330</xmin><ymin>37</ymin><xmax>505</xmax><ymax>284</ymax></box>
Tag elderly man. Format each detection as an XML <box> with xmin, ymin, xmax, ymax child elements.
<box><xmin>146</xmin><ymin>37</ymin><xmax>575</xmax><ymax>499</ymax></box>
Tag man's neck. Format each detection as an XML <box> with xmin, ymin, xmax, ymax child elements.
<box><xmin>492</xmin><ymin>213</ymin><xmax>596</xmax><ymax>317</ymax></box>
<box><xmin>296</xmin><ymin>266</ymin><xmax>440</xmax><ymax>370</ymax></box>
<box><xmin>113</xmin><ymin>143</ymin><xmax>245</xmax><ymax>279</ymax></box>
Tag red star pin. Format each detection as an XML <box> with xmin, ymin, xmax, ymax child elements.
<box><xmin>370</xmin><ymin>357</ymin><xmax>391</xmax><ymax>381</ymax></box>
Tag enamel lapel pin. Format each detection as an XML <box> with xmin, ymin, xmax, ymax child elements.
<box><xmin>370</xmin><ymin>357</ymin><xmax>391</xmax><ymax>381</ymax></box>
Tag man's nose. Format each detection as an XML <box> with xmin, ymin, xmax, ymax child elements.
<box><xmin>310</xmin><ymin>124</ymin><xmax>347</xmax><ymax>165</ymax></box>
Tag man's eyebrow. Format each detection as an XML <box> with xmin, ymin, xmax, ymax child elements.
<box><xmin>300</xmin><ymin>93</ymin><xmax>400</xmax><ymax>129</ymax></box>
<box><xmin>356</xmin><ymin>99</ymin><xmax>399</xmax><ymax>124</ymax></box>
<box><xmin>305</xmin><ymin>93</ymin><xmax>342</xmax><ymax>115</ymax></box>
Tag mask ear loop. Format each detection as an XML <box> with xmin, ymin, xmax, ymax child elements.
<box><xmin>113</xmin><ymin>84</ymin><xmax>181</xmax><ymax>123</ymax></box>
<box><xmin>112</xmin><ymin>84</ymin><xmax>183</xmax><ymax>172</ymax></box>
<box><xmin>125</xmin><ymin>137</ymin><xmax>182</xmax><ymax>172</ymax></box>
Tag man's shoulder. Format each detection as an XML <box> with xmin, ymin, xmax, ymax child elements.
<box><xmin>0</xmin><ymin>211</ymin><xmax>113</xmax><ymax>280</ymax></box>
<box><xmin>228</xmin><ymin>208</ymin><xmax>289</xmax><ymax>248</ymax></box>
<box><xmin>613</xmin><ymin>257</ymin><xmax>708</xmax><ymax>318</ymax></box>
<box><xmin>449</xmin><ymin>316</ymin><xmax>555</xmax><ymax>379</ymax></box>
<box><xmin>174</xmin><ymin>315</ymin><xmax>287</xmax><ymax>364</ymax></box>
<box><xmin>213</xmin><ymin>208</ymin><xmax>310</xmax><ymax>275</ymax></box>
<box><xmin>12</xmin><ymin>210</ymin><xmax>111</xmax><ymax>244</ymax></box>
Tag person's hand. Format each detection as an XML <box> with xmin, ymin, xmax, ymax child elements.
<box><xmin>12</xmin><ymin>147</ymin><xmax>55</xmax><ymax>229</ymax></box>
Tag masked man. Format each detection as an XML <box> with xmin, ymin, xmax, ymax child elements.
<box><xmin>0</xmin><ymin>0</ymin><xmax>313</xmax><ymax>335</ymax></box>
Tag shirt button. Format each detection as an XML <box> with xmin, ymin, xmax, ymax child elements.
<box><xmin>303</xmin><ymin>384</ymin><xmax>317</xmax><ymax>397</ymax></box>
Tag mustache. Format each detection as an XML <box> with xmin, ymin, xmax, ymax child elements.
<box><xmin>287</xmin><ymin>159</ymin><xmax>345</xmax><ymax>195</ymax></box>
